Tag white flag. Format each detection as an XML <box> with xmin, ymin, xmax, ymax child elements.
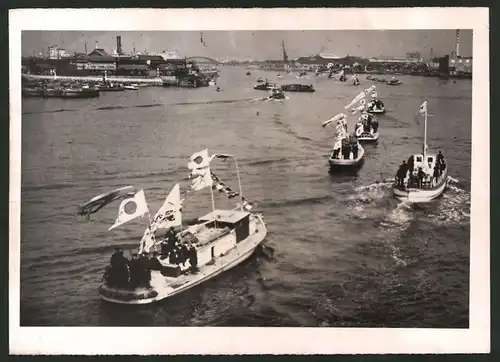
<box><xmin>139</xmin><ymin>226</ymin><xmax>156</xmax><ymax>254</ymax></box>
<box><xmin>151</xmin><ymin>183</ymin><xmax>182</xmax><ymax>230</ymax></box>
<box><xmin>190</xmin><ymin>167</ymin><xmax>213</xmax><ymax>191</ymax></box>
<box><xmin>419</xmin><ymin>100</ymin><xmax>428</xmax><ymax>115</ymax></box>
<box><xmin>109</xmin><ymin>189</ymin><xmax>149</xmax><ymax>231</ymax></box>
<box><xmin>371</xmin><ymin>91</ymin><xmax>378</xmax><ymax>99</ymax></box>
<box><xmin>344</xmin><ymin>85</ymin><xmax>376</xmax><ymax>110</ymax></box>
<box><xmin>322</xmin><ymin>113</ymin><xmax>346</xmax><ymax>128</ymax></box>
<box><xmin>349</xmin><ymin>99</ymin><xmax>366</xmax><ymax>114</ymax></box>
<box><xmin>188</xmin><ymin>149</ymin><xmax>214</xmax><ymax>170</ymax></box>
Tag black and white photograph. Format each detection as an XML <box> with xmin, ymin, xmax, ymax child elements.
<box><xmin>9</xmin><ymin>8</ymin><xmax>489</xmax><ymax>355</ymax></box>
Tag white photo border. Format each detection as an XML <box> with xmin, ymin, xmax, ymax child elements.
<box><xmin>9</xmin><ymin>7</ymin><xmax>490</xmax><ymax>355</ymax></box>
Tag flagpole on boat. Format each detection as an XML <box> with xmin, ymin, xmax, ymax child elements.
<box><xmin>232</xmin><ymin>156</ymin><xmax>244</xmax><ymax>212</ymax></box>
<box><xmin>423</xmin><ymin>99</ymin><xmax>428</xmax><ymax>162</ymax></box>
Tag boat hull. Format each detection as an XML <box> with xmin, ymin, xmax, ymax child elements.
<box><xmin>367</xmin><ymin>108</ymin><xmax>385</xmax><ymax>114</ymax></box>
<box><xmin>328</xmin><ymin>144</ymin><xmax>365</xmax><ymax>169</ymax></box>
<box><xmin>99</xmin><ymin>215</ymin><xmax>267</xmax><ymax>305</ymax></box>
<box><xmin>358</xmin><ymin>132</ymin><xmax>379</xmax><ymax>142</ymax></box>
<box><xmin>392</xmin><ymin>176</ymin><xmax>447</xmax><ymax>202</ymax></box>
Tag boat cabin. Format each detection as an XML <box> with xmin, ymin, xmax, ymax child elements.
<box><xmin>176</xmin><ymin>209</ymin><xmax>251</xmax><ymax>268</ymax></box>
<box><xmin>199</xmin><ymin>209</ymin><xmax>251</xmax><ymax>243</ymax></box>
<box><xmin>410</xmin><ymin>153</ymin><xmax>436</xmax><ymax>174</ymax></box>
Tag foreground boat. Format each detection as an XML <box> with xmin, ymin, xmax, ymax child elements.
<box><xmin>78</xmin><ymin>150</ymin><xmax>267</xmax><ymax>305</ymax></box>
<box><xmin>392</xmin><ymin>100</ymin><xmax>448</xmax><ymax>202</ymax></box>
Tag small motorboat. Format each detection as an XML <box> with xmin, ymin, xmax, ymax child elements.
<box><xmin>79</xmin><ymin>150</ymin><xmax>267</xmax><ymax>305</ymax></box>
<box><xmin>354</xmin><ymin>113</ymin><xmax>379</xmax><ymax>142</ymax></box>
<box><xmin>124</xmin><ymin>85</ymin><xmax>139</xmax><ymax>90</ymax></box>
<box><xmin>246</xmin><ymin>71</ymin><xmax>251</xmax><ymax>76</ymax></box>
<box><xmin>392</xmin><ymin>100</ymin><xmax>448</xmax><ymax>202</ymax></box>
<box><xmin>268</xmin><ymin>87</ymin><xmax>286</xmax><ymax>100</ymax></box>
<box><xmin>322</xmin><ymin>113</ymin><xmax>365</xmax><ymax>170</ymax></box>
<box><xmin>367</xmin><ymin>99</ymin><xmax>386</xmax><ymax>114</ymax></box>
<box><xmin>387</xmin><ymin>78</ymin><xmax>402</xmax><ymax>85</ymax></box>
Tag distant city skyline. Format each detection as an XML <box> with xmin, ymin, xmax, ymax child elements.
<box><xmin>22</xmin><ymin>30</ymin><xmax>473</xmax><ymax>60</ymax></box>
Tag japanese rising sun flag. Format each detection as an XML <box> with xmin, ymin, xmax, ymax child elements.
<box><xmin>109</xmin><ymin>189</ymin><xmax>149</xmax><ymax>230</ymax></box>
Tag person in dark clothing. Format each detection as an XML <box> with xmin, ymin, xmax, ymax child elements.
<box><xmin>110</xmin><ymin>247</ymin><xmax>121</xmax><ymax>268</ymax></box>
<box><xmin>138</xmin><ymin>253</ymin><xmax>151</xmax><ymax>288</ymax></box>
<box><xmin>437</xmin><ymin>150</ymin><xmax>444</xmax><ymax>164</ymax></box>
<box><xmin>433</xmin><ymin>165</ymin><xmax>440</xmax><ymax>185</ymax></box>
<box><xmin>397</xmin><ymin>161</ymin><xmax>408</xmax><ymax>187</ymax></box>
<box><xmin>407</xmin><ymin>155</ymin><xmax>414</xmax><ymax>175</ymax></box>
<box><xmin>372</xmin><ymin>119</ymin><xmax>379</xmax><ymax>133</ymax></box>
<box><xmin>332</xmin><ymin>148</ymin><xmax>340</xmax><ymax>159</ymax></box>
<box><xmin>439</xmin><ymin>160</ymin><xmax>447</xmax><ymax>174</ymax></box>
<box><xmin>417</xmin><ymin>167</ymin><xmax>426</xmax><ymax>188</ymax></box>
<box><xmin>128</xmin><ymin>254</ymin><xmax>140</xmax><ymax>289</ymax></box>
<box><xmin>188</xmin><ymin>245</ymin><xmax>198</xmax><ymax>273</ymax></box>
<box><xmin>352</xmin><ymin>143</ymin><xmax>359</xmax><ymax>159</ymax></box>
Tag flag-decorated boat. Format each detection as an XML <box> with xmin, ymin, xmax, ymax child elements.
<box><xmin>364</xmin><ymin>89</ymin><xmax>385</xmax><ymax>114</ymax></box>
<box><xmin>345</xmin><ymin>86</ymin><xmax>380</xmax><ymax>142</ymax></box>
<box><xmin>322</xmin><ymin>113</ymin><xmax>365</xmax><ymax>169</ymax></box>
<box><xmin>354</xmin><ymin>112</ymin><xmax>379</xmax><ymax>142</ymax></box>
<box><xmin>78</xmin><ymin>149</ymin><xmax>267</xmax><ymax>304</ymax></box>
<box><xmin>392</xmin><ymin>100</ymin><xmax>448</xmax><ymax>202</ymax></box>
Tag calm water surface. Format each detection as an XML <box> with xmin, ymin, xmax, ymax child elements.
<box><xmin>20</xmin><ymin>68</ymin><xmax>471</xmax><ymax>327</ymax></box>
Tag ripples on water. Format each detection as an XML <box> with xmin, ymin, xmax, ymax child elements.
<box><xmin>20</xmin><ymin>69</ymin><xmax>470</xmax><ymax>327</ymax></box>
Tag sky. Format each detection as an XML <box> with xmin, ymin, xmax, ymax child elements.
<box><xmin>22</xmin><ymin>30</ymin><xmax>473</xmax><ymax>60</ymax></box>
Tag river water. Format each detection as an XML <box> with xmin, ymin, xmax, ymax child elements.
<box><xmin>20</xmin><ymin>67</ymin><xmax>471</xmax><ymax>327</ymax></box>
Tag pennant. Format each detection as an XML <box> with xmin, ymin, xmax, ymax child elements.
<box><xmin>109</xmin><ymin>189</ymin><xmax>149</xmax><ymax>231</ymax></box>
<box><xmin>349</xmin><ymin>99</ymin><xmax>366</xmax><ymax>114</ymax></box>
<box><xmin>139</xmin><ymin>226</ymin><xmax>156</xmax><ymax>254</ymax></box>
<box><xmin>344</xmin><ymin>85</ymin><xmax>376</xmax><ymax>110</ymax></box>
<box><xmin>322</xmin><ymin>113</ymin><xmax>346</xmax><ymax>128</ymax></box>
<box><xmin>418</xmin><ymin>100</ymin><xmax>428</xmax><ymax>115</ymax></box>
<box><xmin>77</xmin><ymin>185</ymin><xmax>135</xmax><ymax>217</ymax></box>
<box><xmin>151</xmin><ymin>183</ymin><xmax>182</xmax><ymax>230</ymax></box>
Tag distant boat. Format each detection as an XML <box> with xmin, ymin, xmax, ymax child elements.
<box><xmin>280</xmin><ymin>84</ymin><xmax>315</xmax><ymax>92</ymax></box>
<box><xmin>387</xmin><ymin>78</ymin><xmax>402</xmax><ymax>85</ymax></box>
<box><xmin>246</xmin><ymin>71</ymin><xmax>251</xmax><ymax>76</ymax></box>
<box><xmin>392</xmin><ymin>100</ymin><xmax>448</xmax><ymax>202</ymax></box>
<box><xmin>124</xmin><ymin>84</ymin><xmax>139</xmax><ymax>90</ymax></box>
<box><xmin>254</xmin><ymin>78</ymin><xmax>276</xmax><ymax>90</ymax></box>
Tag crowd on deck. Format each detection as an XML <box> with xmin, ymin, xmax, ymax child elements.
<box><xmin>396</xmin><ymin>151</ymin><xmax>447</xmax><ymax>189</ymax></box>
<box><xmin>103</xmin><ymin>228</ymin><xmax>199</xmax><ymax>290</ymax></box>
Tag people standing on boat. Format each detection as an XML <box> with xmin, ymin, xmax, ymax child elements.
<box><xmin>433</xmin><ymin>164</ymin><xmax>441</xmax><ymax>186</ymax></box>
<box><xmin>437</xmin><ymin>150</ymin><xmax>444</xmax><ymax>164</ymax></box>
<box><xmin>352</xmin><ymin>142</ymin><xmax>359</xmax><ymax>159</ymax></box>
<box><xmin>396</xmin><ymin>161</ymin><xmax>408</xmax><ymax>187</ymax></box>
<box><xmin>407</xmin><ymin>155</ymin><xmax>414</xmax><ymax>174</ymax></box>
<box><xmin>439</xmin><ymin>160</ymin><xmax>447</xmax><ymax>174</ymax></box>
<box><xmin>372</xmin><ymin>118</ymin><xmax>379</xmax><ymax>133</ymax></box>
<box><xmin>188</xmin><ymin>244</ymin><xmax>198</xmax><ymax>273</ymax></box>
<box><xmin>417</xmin><ymin>167</ymin><xmax>426</xmax><ymax>188</ymax></box>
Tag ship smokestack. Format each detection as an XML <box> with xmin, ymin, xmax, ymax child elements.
<box><xmin>116</xmin><ymin>36</ymin><xmax>122</xmax><ymax>55</ymax></box>
<box><xmin>95</xmin><ymin>41</ymin><xmax>99</xmax><ymax>49</ymax></box>
<box><xmin>85</xmin><ymin>42</ymin><xmax>87</xmax><ymax>54</ymax></box>
<box><xmin>456</xmin><ymin>29</ymin><xmax>460</xmax><ymax>57</ymax></box>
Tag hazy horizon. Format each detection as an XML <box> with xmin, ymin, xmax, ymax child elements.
<box><xmin>22</xmin><ymin>30</ymin><xmax>473</xmax><ymax>60</ymax></box>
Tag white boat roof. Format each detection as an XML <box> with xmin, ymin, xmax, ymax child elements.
<box><xmin>199</xmin><ymin>209</ymin><xmax>250</xmax><ymax>224</ymax></box>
